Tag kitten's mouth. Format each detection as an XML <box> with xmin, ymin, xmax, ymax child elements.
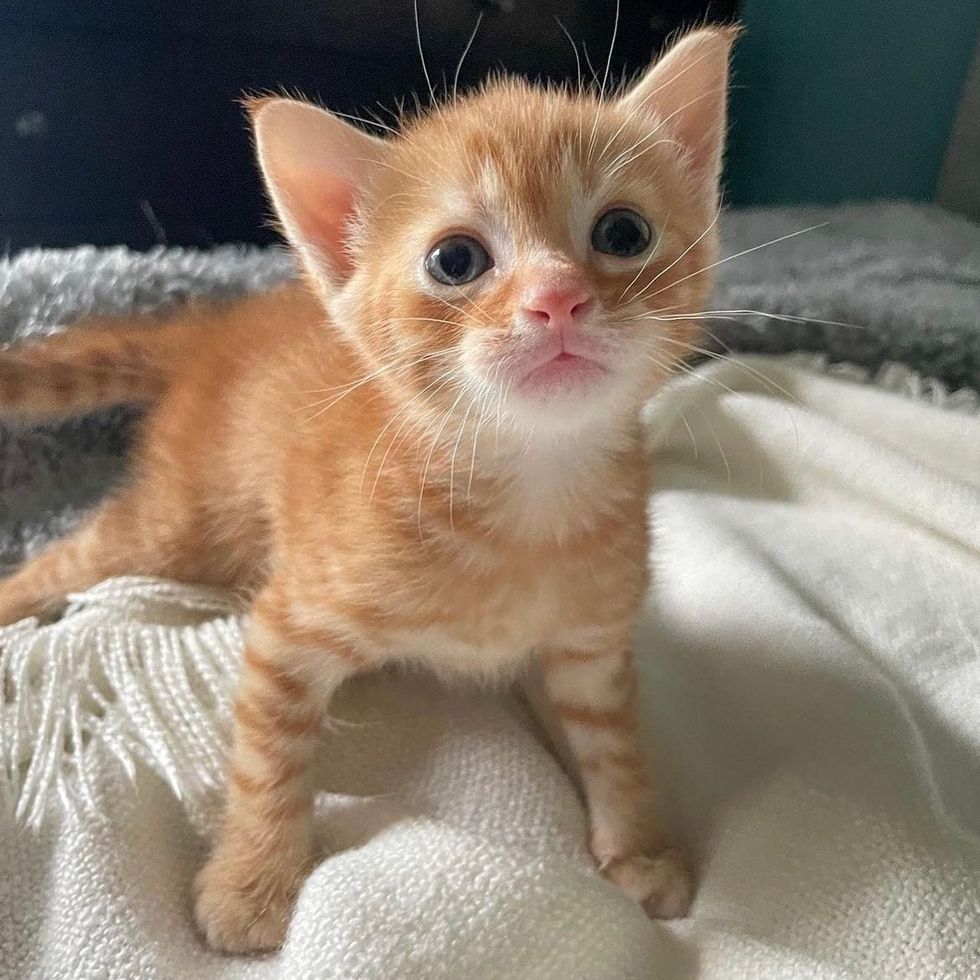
<box><xmin>517</xmin><ymin>351</ymin><xmax>607</xmax><ymax>396</ymax></box>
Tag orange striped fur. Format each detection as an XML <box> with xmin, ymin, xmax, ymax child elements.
<box><xmin>0</xmin><ymin>27</ymin><xmax>735</xmax><ymax>951</ymax></box>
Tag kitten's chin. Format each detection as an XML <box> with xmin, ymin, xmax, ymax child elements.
<box><xmin>502</xmin><ymin>362</ymin><xmax>638</xmax><ymax>435</ymax></box>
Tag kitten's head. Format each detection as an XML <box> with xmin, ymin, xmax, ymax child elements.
<box><xmin>249</xmin><ymin>27</ymin><xmax>735</xmax><ymax>438</ymax></box>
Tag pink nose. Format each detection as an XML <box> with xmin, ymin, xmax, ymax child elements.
<box><xmin>522</xmin><ymin>281</ymin><xmax>593</xmax><ymax>328</ymax></box>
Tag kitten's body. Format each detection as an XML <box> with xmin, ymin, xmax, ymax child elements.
<box><xmin>0</xmin><ymin>29</ymin><xmax>735</xmax><ymax>953</ymax></box>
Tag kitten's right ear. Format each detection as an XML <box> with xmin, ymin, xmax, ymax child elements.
<box><xmin>247</xmin><ymin>97</ymin><xmax>386</xmax><ymax>289</ymax></box>
<box><xmin>618</xmin><ymin>27</ymin><xmax>737</xmax><ymax>215</ymax></box>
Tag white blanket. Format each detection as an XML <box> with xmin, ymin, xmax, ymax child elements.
<box><xmin>2</xmin><ymin>355</ymin><xmax>979</xmax><ymax>979</ymax></box>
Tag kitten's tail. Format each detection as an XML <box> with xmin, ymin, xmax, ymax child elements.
<box><xmin>0</xmin><ymin>316</ymin><xmax>185</xmax><ymax>419</ymax></box>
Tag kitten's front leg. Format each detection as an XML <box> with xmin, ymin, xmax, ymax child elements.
<box><xmin>193</xmin><ymin>602</ymin><xmax>360</xmax><ymax>953</ymax></box>
<box><xmin>539</xmin><ymin>640</ymin><xmax>692</xmax><ymax>918</ymax></box>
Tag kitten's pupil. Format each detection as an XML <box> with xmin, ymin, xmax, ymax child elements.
<box><xmin>591</xmin><ymin>209</ymin><xmax>651</xmax><ymax>258</ymax></box>
<box><xmin>426</xmin><ymin>235</ymin><xmax>492</xmax><ymax>286</ymax></box>
<box><xmin>441</xmin><ymin>243</ymin><xmax>473</xmax><ymax>279</ymax></box>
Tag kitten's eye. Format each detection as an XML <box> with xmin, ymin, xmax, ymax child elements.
<box><xmin>591</xmin><ymin>209</ymin><xmax>651</xmax><ymax>258</ymax></box>
<box><xmin>425</xmin><ymin>235</ymin><xmax>493</xmax><ymax>286</ymax></box>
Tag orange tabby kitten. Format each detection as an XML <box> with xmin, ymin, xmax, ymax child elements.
<box><xmin>0</xmin><ymin>27</ymin><xmax>734</xmax><ymax>952</ymax></box>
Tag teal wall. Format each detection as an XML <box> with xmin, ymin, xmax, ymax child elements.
<box><xmin>726</xmin><ymin>0</ymin><xmax>980</xmax><ymax>206</ymax></box>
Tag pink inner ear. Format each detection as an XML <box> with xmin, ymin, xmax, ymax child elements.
<box><xmin>291</xmin><ymin>173</ymin><xmax>358</xmax><ymax>278</ymax></box>
<box><xmin>621</xmin><ymin>30</ymin><xmax>734</xmax><ymax>188</ymax></box>
<box><xmin>664</xmin><ymin>74</ymin><xmax>727</xmax><ymax>185</ymax></box>
<box><xmin>251</xmin><ymin>98</ymin><xmax>386</xmax><ymax>287</ymax></box>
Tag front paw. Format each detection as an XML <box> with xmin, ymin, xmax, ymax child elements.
<box><xmin>193</xmin><ymin>848</ymin><xmax>307</xmax><ymax>954</ymax></box>
<box><xmin>600</xmin><ymin>848</ymin><xmax>692</xmax><ymax>919</ymax></box>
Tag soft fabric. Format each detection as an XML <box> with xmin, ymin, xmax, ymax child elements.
<box><xmin>2</xmin><ymin>201</ymin><xmax>978</xmax><ymax>574</ymax></box>
<box><xmin>3</xmin><ymin>354</ymin><xmax>980</xmax><ymax>979</ymax></box>
<box><xmin>2</xmin><ymin>209</ymin><xmax>979</xmax><ymax>976</ymax></box>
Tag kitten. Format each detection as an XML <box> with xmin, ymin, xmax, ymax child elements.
<box><xmin>0</xmin><ymin>27</ymin><xmax>734</xmax><ymax>952</ymax></box>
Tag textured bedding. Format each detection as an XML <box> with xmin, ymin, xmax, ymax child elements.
<box><xmin>2</xmin><ymin>201</ymin><xmax>978</xmax><ymax>573</ymax></box>
<box><xmin>1</xmin><ymin>203</ymin><xmax>979</xmax><ymax>979</ymax></box>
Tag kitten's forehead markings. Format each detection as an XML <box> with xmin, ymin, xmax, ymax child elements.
<box><xmin>474</xmin><ymin>152</ymin><xmax>599</xmax><ymax>265</ymax></box>
<box><xmin>474</xmin><ymin>160</ymin><xmax>517</xmax><ymax>255</ymax></box>
<box><xmin>569</xmin><ymin>157</ymin><xmax>617</xmax><ymax>264</ymax></box>
<box><xmin>475</xmin><ymin>159</ymin><xmax>507</xmax><ymax>212</ymax></box>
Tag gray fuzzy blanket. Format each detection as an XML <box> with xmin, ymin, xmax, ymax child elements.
<box><xmin>1</xmin><ymin>201</ymin><xmax>978</xmax><ymax>571</ymax></box>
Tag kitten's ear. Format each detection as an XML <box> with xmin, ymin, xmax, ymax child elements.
<box><xmin>619</xmin><ymin>27</ymin><xmax>737</xmax><ymax>203</ymax></box>
<box><xmin>247</xmin><ymin>97</ymin><xmax>386</xmax><ymax>288</ymax></box>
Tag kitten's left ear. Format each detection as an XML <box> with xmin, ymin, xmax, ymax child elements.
<box><xmin>247</xmin><ymin>97</ymin><xmax>387</xmax><ymax>289</ymax></box>
<box><xmin>619</xmin><ymin>27</ymin><xmax>737</xmax><ymax>206</ymax></box>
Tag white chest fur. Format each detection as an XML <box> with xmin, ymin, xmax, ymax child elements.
<box><xmin>361</xmin><ymin>429</ymin><xmax>642</xmax><ymax>681</ymax></box>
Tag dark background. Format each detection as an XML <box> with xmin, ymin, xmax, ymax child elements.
<box><xmin>0</xmin><ymin>1</ymin><xmax>738</xmax><ymax>251</ymax></box>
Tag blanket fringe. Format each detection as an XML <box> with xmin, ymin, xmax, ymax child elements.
<box><xmin>0</xmin><ymin>577</ymin><xmax>244</xmax><ymax>830</ymax></box>
<box><xmin>2</xmin><ymin>354</ymin><xmax>976</xmax><ymax>831</ymax></box>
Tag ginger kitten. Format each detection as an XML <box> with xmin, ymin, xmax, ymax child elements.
<box><xmin>0</xmin><ymin>27</ymin><xmax>734</xmax><ymax>952</ymax></box>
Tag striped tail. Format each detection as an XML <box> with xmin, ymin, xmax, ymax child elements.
<box><xmin>0</xmin><ymin>317</ymin><xmax>181</xmax><ymax>419</ymax></box>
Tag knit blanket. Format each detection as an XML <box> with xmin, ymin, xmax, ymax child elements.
<box><xmin>2</xmin><ymin>204</ymin><xmax>980</xmax><ymax>978</ymax></box>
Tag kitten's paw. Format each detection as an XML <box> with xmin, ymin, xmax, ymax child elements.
<box><xmin>601</xmin><ymin>848</ymin><xmax>692</xmax><ymax>919</ymax></box>
<box><xmin>193</xmin><ymin>852</ymin><xmax>303</xmax><ymax>954</ymax></box>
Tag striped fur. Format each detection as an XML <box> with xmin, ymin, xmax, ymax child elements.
<box><xmin>0</xmin><ymin>317</ymin><xmax>179</xmax><ymax>419</ymax></box>
<box><xmin>0</xmin><ymin>27</ymin><xmax>735</xmax><ymax>952</ymax></box>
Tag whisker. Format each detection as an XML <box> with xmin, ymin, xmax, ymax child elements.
<box><xmin>645</xmin><ymin>352</ymin><xmax>704</xmax><ymax>462</ymax></box>
<box><xmin>678</xmin><ymin>408</ymin><xmax>699</xmax><ymax>461</ymax></box>
<box><xmin>331</xmin><ymin>109</ymin><xmax>400</xmax><ymax>138</ymax></box>
<box><xmin>298</xmin><ymin>344</ymin><xmax>449</xmax><ymax>402</ymax></box>
<box><xmin>602</xmin><ymin>83</ymin><xmax>727</xmax><ymax>176</ymax></box>
<box><xmin>642</xmin><ymin>44</ymin><xmax>727</xmax><ymax>102</ymax></box>
<box><xmin>555</xmin><ymin>17</ymin><xmax>583</xmax><ymax>92</ymax></box>
<box><xmin>601</xmin><ymin>110</ymin><xmax>683</xmax><ymax>172</ymax></box>
<box><xmin>417</xmin><ymin>387</ymin><xmax>469</xmax><ymax>538</ymax></box>
<box><xmin>436</xmin><ymin>295</ymin><xmax>491</xmax><ymax>329</ymax></box>
<box><xmin>389</xmin><ymin>316</ymin><xmax>469</xmax><ymax>329</ymax></box>
<box><xmin>644</xmin><ymin>223</ymin><xmax>828</xmax><ymax>299</ymax></box>
<box><xmin>435</xmin><ymin>298</ymin><xmax>488</xmax><ymax>329</ymax></box>
<box><xmin>615</xmin><ymin>301</ymin><xmax>686</xmax><ymax>322</ymax></box>
<box><xmin>467</xmin><ymin>387</ymin><xmax>493</xmax><ymax>500</ymax></box>
<box><xmin>603</xmin><ymin>134</ymin><xmax>677</xmax><ymax>177</ymax></box>
<box><xmin>449</xmin><ymin>285</ymin><xmax>496</xmax><ymax>327</ymax></box>
<box><xmin>581</xmin><ymin>41</ymin><xmax>602</xmax><ymax>90</ymax></box>
<box><xmin>448</xmin><ymin>394</ymin><xmax>477</xmax><ymax>530</ymax></box>
<box><xmin>360</xmin><ymin>375</ymin><xmax>443</xmax><ymax>495</ymax></box>
<box><xmin>494</xmin><ymin>377</ymin><xmax>513</xmax><ymax>451</ymax></box>
<box><xmin>651</xmin><ymin>308</ymin><xmax>867</xmax><ymax>332</ymax></box>
<box><xmin>414</xmin><ymin>0</ymin><xmax>436</xmax><ymax>105</ymax></box>
<box><xmin>355</xmin><ymin>156</ymin><xmax>434</xmax><ymax>188</ymax></box>
<box><xmin>299</xmin><ymin>336</ymin><xmax>436</xmax><ymax>395</ymax></box>
<box><xmin>653</xmin><ymin>83</ymin><xmax>729</xmax><ymax>140</ymax></box>
<box><xmin>696</xmin><ymin>403</ymin><xmax>732</xmax><ymax>486</ymax></box>
<box><xmin>596</xmin><ymin>90</ymin><xmax>663</xmax><ymax>166</ymax></box>
<box><xmin>655</xmin><ymin>336</ymin><xmax>802</xmax><ymax>406</ymax></box>
<box><xmin>586</xmin><ymin>0</ymin><xmax>620</xmax><ymax>163</ymax></box>
<box><xmin>468</xmin><ymin>359</ymin><xmax>507</xmax><ymax>498</ymax></box>
<box><xmin>298</xmin><ymin>349</ymin><xmax>453</xmax><ymax>421</ymax></box>
<box><xmin>649</xmin><ymin>344</ymin><xmax>803</xmax><ymax>449</ymax></box>
<box><xmin>368</xmin><ymin>371</ymin><xmax>458</xmax><ymax>501</ymax></box>
<box><xmin>693</xmin><ymin>322</ymin><xmax>736</xmax><ymax>357</ymax></box>
<box><xmin>605</xmin><ymin>139</ymin><xmax>677</xmax><ymax>180</ymax></box>
<box><xmin>628</xmin><ymin>203</ymin><xmax>722</xmax><ymax>304</ymax></box>
<box><xmin>659</xmin><ymin>352</ymin><xmax>800</xmax><ymax>481</ymax></box>
<box><xmin>453</xmin><ymin>12</ymin><xmax>484</xmax><ymax>103</ymax></box>
<box><xmin>617</xmin><ymin>213</ymin><xmax>670</xmax><ymax>304</ymax></box>
<box><xmin>599</xmin><ymin>0</ymin><xmax>620</xmax><ymax>98</ymax></box>
<box><xmin>651</xmin><ymin>350</ymin><xmax>752</xmax><ymax>403</ymax></box>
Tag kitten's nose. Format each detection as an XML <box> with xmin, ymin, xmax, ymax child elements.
<box><xmin>522</xmin><ymin>281</ymin><xmax>594</xmax><ymax>329</ymax></box>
